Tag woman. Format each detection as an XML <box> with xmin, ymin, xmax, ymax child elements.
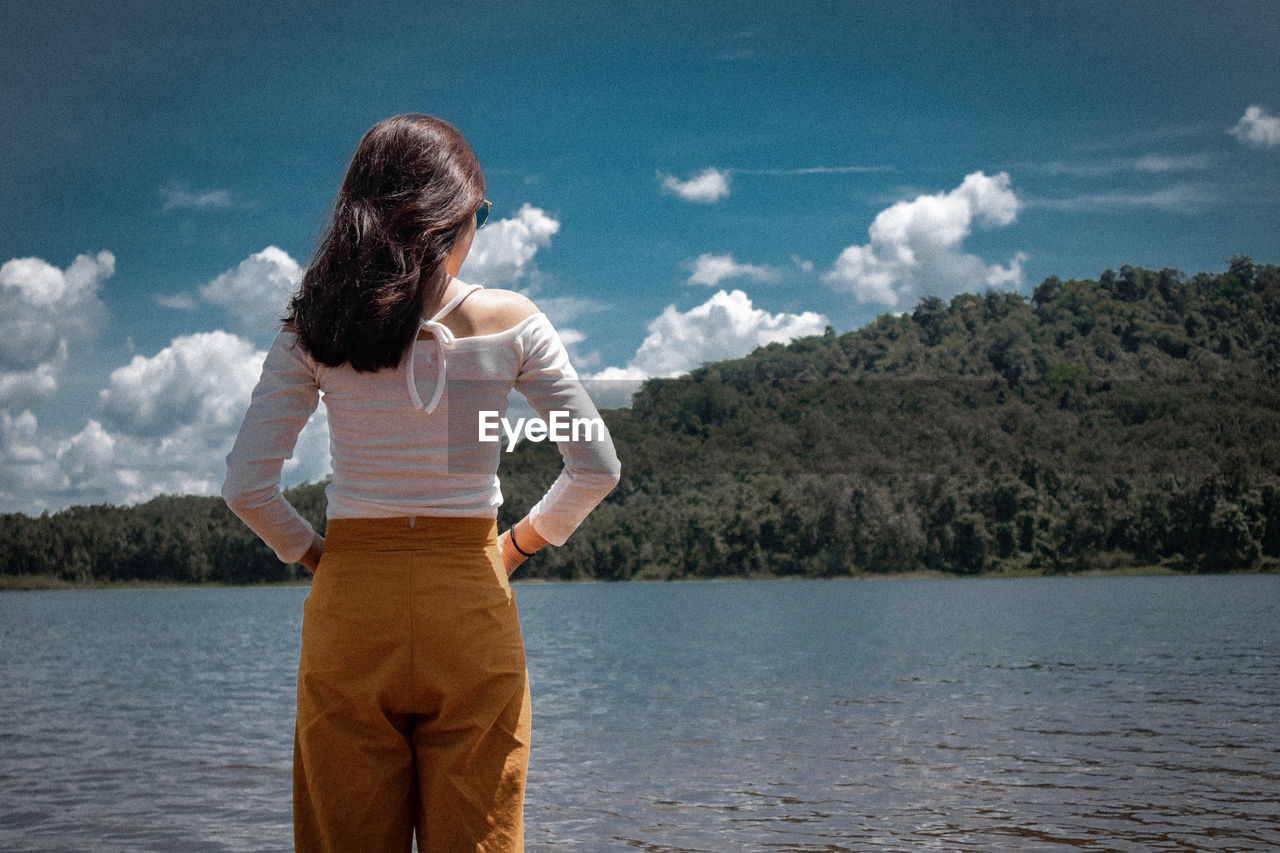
<box><xmin>222</xmin><ymin>114</ymin><xmax>620</xmax><ymax>852</ymax></box>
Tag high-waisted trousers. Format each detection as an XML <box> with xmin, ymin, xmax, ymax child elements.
<box><xmin>294</xmin><ymin>516</ymin><xmax>530</xmax><ymax>853</ymax></box>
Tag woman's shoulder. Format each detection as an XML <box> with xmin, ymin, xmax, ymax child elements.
<box><xmin>452</xmin><ymin>287</ymin><xmax>543</xmax><ymax>337</ymax></box>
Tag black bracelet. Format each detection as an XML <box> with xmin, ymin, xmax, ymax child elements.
<box><xmin>509</xmin><ymin>527</ymin><xmax>535</xmax><ymax>558</ymax></box>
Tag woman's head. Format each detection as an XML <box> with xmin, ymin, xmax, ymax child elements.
<box><xmin>288</xmin><ymin>114</ymin><xmax>487</xmax><ymax>371</ymax></box>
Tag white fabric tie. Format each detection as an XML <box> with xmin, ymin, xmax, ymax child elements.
<box><xmin>403</xmin><ymin>283</ymin><xmax>481</xmax><ymax>414</ymax></box>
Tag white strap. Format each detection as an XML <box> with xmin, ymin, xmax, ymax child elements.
<box><xmin>429</xmin><ymin>282</ymin><xmax>483</xmax><ymax>322</ymax></box>
<box><xmin>404</xmin><ymin>283</ymin><xmax>483</xmax><ymax>414</ymax></box>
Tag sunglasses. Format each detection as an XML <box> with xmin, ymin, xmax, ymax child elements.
<box><xmin>475</xmin><ymin>199</ymin><xmax>492</xmax><ymax>230</ymax></box>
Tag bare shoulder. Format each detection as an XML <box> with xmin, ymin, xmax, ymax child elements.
<box><xmin>459</xmin><ymin>288</ymin><xmax>541</xmax><ymax>335</ymax></box>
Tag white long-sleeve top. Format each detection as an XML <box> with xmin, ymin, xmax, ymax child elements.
<box><xmin>222</xmin><ymin>289</ymin><xmax>621</xmax><ymax>563</ymax></box>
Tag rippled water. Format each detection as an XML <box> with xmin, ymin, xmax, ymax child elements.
<box><xmin>2</xmin><ymin>575</ymin><xmax>1278</xmax><ymax>851</ymax></box>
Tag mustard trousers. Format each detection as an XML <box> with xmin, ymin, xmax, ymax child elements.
<box><xmin>294</xmin><ymin>517</ymin><xmax>530</xmax><ymax>853</ymax></box>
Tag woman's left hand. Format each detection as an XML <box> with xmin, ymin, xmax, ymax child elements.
<box><xmin>299</xmin><ymin>531</ymin><xmax>325</xmax><ymax>574</ymax></box>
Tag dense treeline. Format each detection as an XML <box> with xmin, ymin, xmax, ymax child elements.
<box><xmin>2</xmin><ymin>259</ymin><xmax>1278</xmax><ymax>584</ymax></box>
<box><xmin>0</xmin><ymin>484</ymin><xmax>324</xmax><ymax>585</ymax></box>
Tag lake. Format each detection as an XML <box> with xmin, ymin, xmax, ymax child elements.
<box><xmin>1</xmin><ymin>575</ymin><xmax>1277</xmax><ymax>851</ymax></box>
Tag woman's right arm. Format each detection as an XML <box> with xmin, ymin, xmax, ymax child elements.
<box><xmin>222</xmin><ymin>329</ymin><xmax>324</xmax><ymax>566</ymax></box>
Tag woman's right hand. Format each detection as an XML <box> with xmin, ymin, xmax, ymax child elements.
<box><xmin>499</xmin><ymin>518</ymin><xmax>548</xmax><ymax>577</ymax></box>
<box><xmin>497</xmin><ymin>531</ymin><xmax>525</xmax><ymax>577</ymax></box>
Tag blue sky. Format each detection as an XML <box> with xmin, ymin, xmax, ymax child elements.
<box><xmin>2</xmin><ymin>0</ymin><xmax>1278</xmax><ymax>512</ymax></box>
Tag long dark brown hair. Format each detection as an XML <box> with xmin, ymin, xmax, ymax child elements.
<box><xmin>287</xmin><ymin>114</ymin><xmax>486</xmax><ymax>371</ymax></box>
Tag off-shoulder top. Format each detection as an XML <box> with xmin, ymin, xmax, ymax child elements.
<box><xmin>222</xmin><ymin>284</ymin><xmax>621</xmax><ymax>562</ymax></box>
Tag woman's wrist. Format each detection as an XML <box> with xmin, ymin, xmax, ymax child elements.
<box><xmin>511</xmin><ymin>517</ymin><xmax>549</xmax><ymax>557</ymax></box>
<box><xmin>299</xmin><ymin>532</ymin><xmax>324</xmax><ymax>572</ymax></box>
<box><xmin>508</xmin><ymin>525</ymin><xmax>536</xmax><ymax>558</ymax></box>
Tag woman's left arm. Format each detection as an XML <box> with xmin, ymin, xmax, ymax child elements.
<box><xmin>298</xmin><ymin>530</ymin><xmax>325</xmax><ymax>573</ymax></box>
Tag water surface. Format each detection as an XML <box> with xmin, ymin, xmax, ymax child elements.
<box><xmin>2</xmin><ymin>575</ymin><xmax>1277</xmax><ymax>851</ymax></box>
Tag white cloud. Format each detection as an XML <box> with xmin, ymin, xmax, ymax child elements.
<box><xmin>100</xmin><ymin>331</ymin><xmax>264</xmax><ymax>437</ymax></box>
<box><xmin>1032</xmin><ymin>153</ymin><xmax>1213</xmax><ymax>176</ymax></box>
<box><xmin>0</xmin><ymin>342</ymin><xmax>65</xmax><ymax>402</ymax></box>
<box><xmin>533</xmin><ymin>295</ymin><xmax>608</xmax><ymax>327</ymax></box>
<box><xmin>0</xmin><ymin>251</ymin><xmax>112</xmax><ymax>405</ymax></box>
<box><xmin>0</xmin><ymin>330</ymin><xmax>332</xmax><ymax>511</ymax></box>
<box><xmin>154</xmin><ymin>292</ymin><xmax>198</xmax><ymax>311</ymax></box>
<box><xmin>1229</xmin><ymin>105</ymin><xmax>1280</xmax><ymax>148</ymax></box>
<box><xmin>687</xmin><ymin>253</ymin><xmax>782</xmax><ymax>287</ymax></box>
<box><xmin>517</xmin><ymin>294</ymin><xmax>609</xmax><ymax>371</ymax></box>
<box><xmin>733</xmin><ymin>165</ymin><xmax>891</xmax><ymax>176</ymax></box>
<box><xmin>594</xmin><ymin>289</ymin><xmax>829</xmax><ymax>380</ymax></box>
<box><xmin>0</xmin><ymin>252</ymin><xmax>112</xmax><ymax>309</ymax></box>
<box><xmin>281</xmin><ymin>407</ymin><xmax>331</xmax><ymax>487</ymax></box>
<box><xmin>555</xmin><ymin>327</ymin><xmax>586</xmax><ymax>347</ymax></box>
<box><xmin>161</xmin><ymin>184</ymin><xmax>235</xmax><ymax>212</ymax></box>
<box><xmin>658</xmin><ymin>168</ymin><xmax>731</xmax><ymax>203</ymax></box>
<box><xmin>1</xmin><ymin>409</ymin><xmax>45</xmax><ymax>467</ymax></box>
<box><xmin>460</xmin><ymin>204</ymin><xmax>560</xmax><ymax>286</ymax></box>
<box><xmin>0</xmin><ymin>409</ymin><xmax>66</xmax><ymax>506</ymax></box>
<box><xmin>94</xmin><ymin>330</ymin><xmax>331</xmax><ymax>495</ymax></box>
<box><xmin>1132</xmin><ymin>153</ymin><xmax>1215</xmax><ymax>172</ymax></box>
<box><xmin>199</xmin><ymin>246</ymin><xmax>303</xmax><ymax>335</ymax></box>
<box><xmin>56</xmin><ymin>420</ymin><xmax>115</xmax><ymax>487</ymax></box>
<box><xmin>822</xmin><ymin>171</ymin><xmax>1025</xmax><ymax>308</ymax></box>
<box><xmin>1029</xmin><ymin>184</ymin><xmax>1213</xmax><ymax>213</ymax></box>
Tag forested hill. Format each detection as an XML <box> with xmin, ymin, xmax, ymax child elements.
<box><xmin>2</xmin><ymin>259</ymin><xmax>1278</xmax><ymax>585</ymax></box>
<box><xmin>496</xmin><ymin>259</ymin><xmax>1280</xmax><ymax>579</ymax></box>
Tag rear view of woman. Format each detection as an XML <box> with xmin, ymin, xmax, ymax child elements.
<box><xmin>222</xmin><ymin>114</ymin><xmax>620</xmax><ymax>852</ymax></box>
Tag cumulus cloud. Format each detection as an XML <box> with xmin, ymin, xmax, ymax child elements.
<box><xmin>594</xmin><ymin>289</ymin><xmax>829</xmax><ymax>380</ymax></box>
<box><xmin>1</xmin><ymin>409</ymin><xmax>45</xmax><ymax>467</ymax></box>
<box><xmin>96</xmin><ymin>331</ymin><xmax>331</xmax><ymax>492</ymax></box>
<box><xmin>199</xmin><ymin>246</ymin><xmax>303</xmax><ymax>335</ymax></box>
<box><xmin>0</xmin><ymin>251</ymin><xmax>112</xmax><ymax>405</ymax></box>
<box><xmin>0</xmin><ymin>342</ymin><xmax>66</xmax><ymax>402</ymax></box>
<box><xmin>0</xmin><ymin>330</ymin><xmax>332</xmax><ymax>511</ymax></box>
<box><xmin>0</xmin><ymin>410</ymin><xmax>124</xmax><ymax>508</ymax></box>
<box><xmin>77</xmin><ymin>400</ymin><xmax>327</xmax><ymax>509</ymax></box>
<box><xmin>686</xmin><ymin>253</ymin><xmax>783</xmax><ymax>287</ymax></box>
<box><xmin>56</xmin><ymin>420</ymin><xmax>116</xmax><ymax>487</ymax></box>
<box><xmin>1229</xmin><ymin>105</ymin><xmax>1280</xmax><ymax>148</ymax></box>
<box><xmin>460</xmin><ymin>204</ymin><xmax>560</xmax><ymax>286</ymax></box>
<box><xmin>99</xmin><ymin>331</ymin><xmax>265</xmax><ymax>437</ymax></box>
<box><xmin>822</xmin><ymin>171</ymin><xmax>1025</xmax><ymax>308</ymax></box>
<box><xmin>0</xmin><ymin>409</ymin><xmax>64</xmax><ymax>506</ymax></box>
<box><xmin>658</xmin><ymin>168</ymin><xmax>731</xmax><ymax>203</ymax></box>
